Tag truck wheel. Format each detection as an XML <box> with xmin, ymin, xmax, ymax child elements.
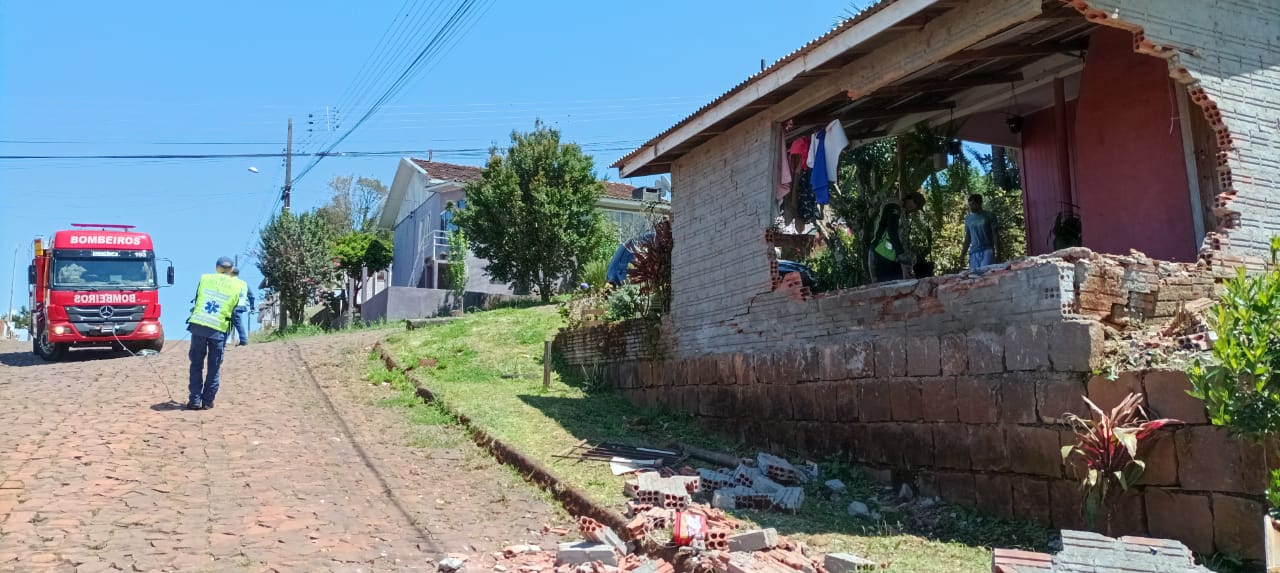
<box><xmin>34</xmin><ymin>329</ymin><xmax>68</xmax><ymax>361</ymax></box>
<box><xmin>147</xmin><ymin>338</ymin><xmax>164</xmax><ymax>353</ymax></box>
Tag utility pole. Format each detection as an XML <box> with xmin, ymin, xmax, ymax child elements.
<box><xmin>7</xmin><ymin>245</ymin><xmax>17</xmax><ymax>339</ymax></box>
<box><xmin>282</xmin><ymin>117</ymin><xmax>293</xmax><ymax>213</ymax></box>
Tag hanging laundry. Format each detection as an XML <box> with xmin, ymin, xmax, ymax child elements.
<box><xmin>808</xmin><ymin>120</ymin><xmax>849</xmax><ymax>205</ymax></box>
<box><xmin>776</xmin><ymin>133</ymin><xmax>792</xmax><ymax>201</ymax></box>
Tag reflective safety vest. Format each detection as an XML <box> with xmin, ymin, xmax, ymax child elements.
<box><xmin>872</xmin><ymin>199</ymin><xmax>902</xmax><ymax>261</ymax></box>
<box><xmin>188</xmin><ymin>273</ymin><xmax>241</xmax><ymax>333</ymax></box>
<box><xmin>233</xmin><ymin>278</ymin><xmax>250</xmax><ymax>309</ymax></box>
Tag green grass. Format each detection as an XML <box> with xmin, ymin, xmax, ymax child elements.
<box><xmin>251</xmin><ymin>318</ymin><xmax>399</xmax><ymax>343</ymax></box>
<box><xmin>377</xmin><ymin>305</ymin><xmax>1054</xmax><ymax>573</ymax></box>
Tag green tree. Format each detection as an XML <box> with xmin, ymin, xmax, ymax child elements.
<box><xmin>9</xmin><ymin>306</ymin><xmax>30</xmax><ymax>330</ymax></box>
<box><xmin>453</xmin><ymin>121</ymin><xmax>610</xmax><ymax>302</ymax></box>
<box><xmin>256</xmin><ymin>210</ymin><xmax>337</xmax><ymax>332</ymax></box>
<box><xmin>331</xmin><ymin>231</ymin><xmax>393</xmax><ymax>323</ymax></box>
<box><xmin>317</xmin><ymin>175</ymin><xmax>389</xmax><ymax>236</ymax></box>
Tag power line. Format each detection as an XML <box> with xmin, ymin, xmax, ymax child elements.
<box><xmin>0</xmin><ymin>143</ymin><xmax>643</xmax><ymax>161</ymax></box>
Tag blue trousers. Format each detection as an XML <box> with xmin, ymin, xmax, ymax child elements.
<box><xmin>231</xmin><ymin>307</ymin><xmax>248</xmax><ymax>345</ymax></box>
<box><xmin>188</xmin><ymin>333</ymin><xmax>226</xmax><ymax>405</ymax></box>
<box><xmin>969</xmin><ymin>247</ymin><xmax>995</xmax><ymax>269</ymax></box>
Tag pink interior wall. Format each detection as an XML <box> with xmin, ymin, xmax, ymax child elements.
<box><xmin>1016</xmin><ymin>27</ymin><xmax>1196</xmax><ymax>261</ymax></box>
<box><xmin>1071</xmin><ymin>27</ymin><xmax>1196</xmax><ymax>261</ymax></box>
<box><xmin>1019</xmin><ymin>103</ymin><xmax>1077</xmax><ymax>255</ymax></box>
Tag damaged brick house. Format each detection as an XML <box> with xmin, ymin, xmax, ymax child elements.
<box><xmin>557</xmin><ymin>0</ymin><xmax>1280</xmax><ymax>560</ymax></box>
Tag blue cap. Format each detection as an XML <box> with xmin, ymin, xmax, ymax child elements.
<box><xmin>216</xmin><ymin>256</ymin><xmax>234</xmax><ymax>268</ymax></box>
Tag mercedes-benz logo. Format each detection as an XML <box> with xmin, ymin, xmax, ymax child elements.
<box><xmin>99</xmin><ymin>306</ymin><xmax>115</xmax><ymax>319</ymax></box>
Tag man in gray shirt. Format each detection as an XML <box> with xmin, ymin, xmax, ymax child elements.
<box><xmin>962</xmin><ymin>194</ymin><xmax>997</xmax><ymax>269</ymax></box>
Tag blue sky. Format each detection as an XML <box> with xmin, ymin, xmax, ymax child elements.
<box><xmin>1</xmin><ymin>0</ymin><xmax>857</xmax><ymax>338</ymax></box>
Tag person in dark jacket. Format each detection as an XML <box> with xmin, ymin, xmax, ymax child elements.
<box><xmin>869</xmin><ymin>191</ymin><xmax>925</xmax><ymax>282</ymax></box>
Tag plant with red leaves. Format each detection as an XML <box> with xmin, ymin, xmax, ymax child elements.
<box><xmin>1061</xmin><ymin>392</ymin><xmax>1180</xmax><ymax>531</ymax></box>
<box><xmin>629</xmin><ymin>219</ymin><xmax>672</xmax><ymax>315</ymax></box>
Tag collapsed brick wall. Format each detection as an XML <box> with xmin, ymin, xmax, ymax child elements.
<box><xmin>1065</xmin><ymin>0</ymin><xmax>1280</xmax><ymax>268</ymax></box>
<box><xmin>596</xmin><ymin>356</ymin><xmax>1267</xmax><ymax>559</ymax></box>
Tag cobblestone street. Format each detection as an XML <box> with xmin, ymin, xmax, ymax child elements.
<box><xmin>0</xmin><ymin>333</ymin><xmax>562</xmax><ymax>572</ymax></box>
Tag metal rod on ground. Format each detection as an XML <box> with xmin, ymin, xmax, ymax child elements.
<box><xmin>543</xmin><ymin>340</ymin><xmax>552</xmax><ymax>389</ymax></box>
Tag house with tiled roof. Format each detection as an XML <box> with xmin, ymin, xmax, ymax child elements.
<box><xmin>363</xmin><ymin>158</ymin><xmax>668</xmax><ymax>320</ymax></box>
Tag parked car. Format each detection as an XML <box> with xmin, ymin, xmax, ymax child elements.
<box><xmin>777</xmin><ymin>260</ymin><xmax>816</xmax><ymax>289</ymax></box>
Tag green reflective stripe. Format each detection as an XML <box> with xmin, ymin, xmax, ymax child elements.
<box><xmin>872</xmin><ymin>200</ymin><xmax>900</xmax><ymax>261</ymax></box>
<box><xmin>188</xmin><ymin>273</ymin><xmax>241</xmax><ymax>332</ymax></box>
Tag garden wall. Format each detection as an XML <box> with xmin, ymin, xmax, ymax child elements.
<box><xmin>552</xmin><ymin>253</ymin><xmax>1265</xmax><ymax>558</ymax></box>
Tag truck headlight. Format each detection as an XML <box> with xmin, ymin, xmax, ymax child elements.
<box><xmin>140</xmin><ymin>324</ymin><xmax>158</xmax><ymax>334</ymax></box>
<box><xmin>52</xmin><ymin>325</ymin><xmax>68</xmax><ymax>335</ymax></box>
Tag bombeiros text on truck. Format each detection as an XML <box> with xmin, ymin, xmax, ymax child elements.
<box><xmin>28</xmin><ymin>224</ymin><xmax>175</xmax><ymax>361</ymax></box>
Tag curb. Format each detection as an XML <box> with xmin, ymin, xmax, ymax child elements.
<box><xmin>373</xmin><ymin>341</ymin><xmax>632</xmax><ymax>537</ymax></box>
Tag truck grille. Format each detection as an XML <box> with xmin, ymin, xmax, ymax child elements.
<box><xmin>66</xmin><ymin>305</ymin><xmax>146</xmax><ymax>336</ymax></box>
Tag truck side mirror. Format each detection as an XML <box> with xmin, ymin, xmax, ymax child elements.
<box><xmin>27</xmin><ymin>265</ymin><xmax>35</xmax><ymax>285</ymax></box>
<box><xmin>167</xmin><ymin>266</ymin><xmax>175</xmax><ymax>285</ymax></box>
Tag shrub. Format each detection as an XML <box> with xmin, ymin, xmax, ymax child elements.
<box><xmin>1188</xmin><ymin>237</ymin><xmax>1280</xmax><ymax>440</ymax></box>
<box><xmin>604</xmin><ymin>283</ymin><xmax>646</xmax><ymax>323</ymax></box>
<box><xmin>629</xmin><ymin>219</ymin><xmax>672</xmax><ymax>315</ymax></box>
<box><xmin>1062</xmin><ymin>393</ymin><xmax>1179</xmax><ymax>531</ymax></box>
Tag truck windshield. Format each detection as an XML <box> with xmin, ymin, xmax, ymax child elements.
<box><xmin>52</xmin><ymin>256</ymin><xmax>157</xmax><ymax>289</ymax></box>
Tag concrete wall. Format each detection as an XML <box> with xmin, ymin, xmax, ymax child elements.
<box><xmin>1066</xmin><ymin>0</ymin><xmax>1280</xmax><ymax>266</ymax></box>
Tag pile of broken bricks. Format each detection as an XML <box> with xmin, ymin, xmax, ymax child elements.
<box><xmin>554</xmin><ymin>451</ymin><xmax>878</xmax><ymax>573</ymax></box>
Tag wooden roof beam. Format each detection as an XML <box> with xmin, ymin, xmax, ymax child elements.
<box><xmin>851</xmin><ymin>73</ymin><xmax>1023</xmax><ymax>97</ymax></box>
<box><xmin>942</xmin><ymin>40</ymin><xmax>1087</xmax><ymax>62</ymax></box>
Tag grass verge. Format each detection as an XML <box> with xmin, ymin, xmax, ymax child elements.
<box><xmin>377</xmin><ymin>305</ymin><xmax>1055</xmax><ymax>573</ymax></box>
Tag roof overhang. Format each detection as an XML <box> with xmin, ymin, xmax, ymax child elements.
<box><xmin>378</xmin><ymin>157</ymin><xmax>430</xmax><ymax>230</ymax></box>
<box><xmin>617</xmin><ymin>0</ymin><xmax>1090</xmax><ymax>178</ymax></box>
<box><xmin>615</xmin><ymin>0</ymin><xmax>949</xmax><ymax>177</ymax></box>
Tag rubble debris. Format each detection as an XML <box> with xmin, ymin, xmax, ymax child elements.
<box><xmin>712</xmin><ymin>486</ymin><xmax>772</xmax><ymax>510</ymax></box>
<box><xmin>992</xmin><ymin>529</ymin><xmax>1211</xmax><ymax>572</ymax></box>
<box><xmin>557</xmin><ymin>442</ymin><xmax>683</xmax><ymax>466</ymax></box>
<box><xmin>757</xmin><ymin>453</ymin><xmax>806</xmax><ymax>485</ymax></box>
<box><xmin>579</xmin><ymin>516</ymin><xmax>628</xmax><ymax>554</ymax></box>
<box><xmin>823</xmin><ymin>552</ymin><xmax>877</xmax><ymax>573</ymax></box>
<box><xmin>556</xmin><ymin>542</ymin><xmax>618</xmax><ymax>567</ymax></box>
<box><xmin>439</xmin><ymin>557</ymin><xmax>467</xmax><ymax>572</ymax></box>
<box><xmin>897</xmin><ymin>484</ymin><xmax>914</xmax><ymax>501</ymax></box>
<box><xmin>727</xmin><ymin>529</ymin><xmax>779</xmax><ymax>553</ymax></box>
<box><xmin>846</xmin><ymin>501</ymin><xmax>871</xmax><ymax>518</ymax></box>
<box><xmin>672</xmin><ymin>511</ymin><xmax>707</xmax><ymax>547</ymax></box>
<box><xmin>706</xmin><ymin>528</ymin><xmax>731</xmax><ymax>552</ymax></box>
<box><xmin>770</xmin><ymin>487</ymin><xmax>805</xmax><ymax>512</ymax></box>
<box><xmin>629</xmin><ymin>559</ymin><xmax>675</xmax><ymax>573</ymax></box>
<box><xmin>733</xmin><ymin>465</ymin><xmax>784</xmax><ymax>493</ymax></box>
<box><xmin>503</xmin><ymin>545</ymin><xmax>542</xmax><ymax>558</ymax></box>
<box><xmin>824</xmin><ymin>479</ymin><xmax>846</xmax><ymax>495</ymax></box>
<box><xmin>698</xmin><ymin>468</ymin><xmax>737</xmax><ymax>491</ymax></box>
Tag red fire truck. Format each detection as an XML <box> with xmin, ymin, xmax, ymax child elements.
<box><xmin>28</xmin><ymin>224</ymin><xmax>174</xmax><ymax>361</ymax></box>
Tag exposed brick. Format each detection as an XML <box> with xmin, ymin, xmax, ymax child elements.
<box><xmin>1134</xmin><ymin>430</ymin><xmax>1177</xmax><ymax>486</ymax></box>
<box><xmin>900</xmin><ymin>423</ymin><xmax>934</xmax><ymax>467</ymax></box>
<box><xmin>905</xmin><ymin>336</ymin><xmax>941</xmax><ymax>377</ymax></box>
<box><xmin>874</xmin><ymin>337</ymin><xmax>907</xmax><ymax>378</ymax></box>
<box><xmin>1004</xmin><ymin>324</ymin><xmax>1050</xmax><ymax>371</ymax></box>
<box><xmin>877</xmin><ymin>423</ymin><xmax>906</xmax><ymax>467</ymax></box>
<box><xmin>1049</xmin><ymin>479</ymin><xmax>1086</xmax><ymax>531</ymax></box>
<box><xmin>966</xmin><ymin>329</ymin><xmax>1005</xmax><ymax>374</ymax></box>
<box><xmin>1086</xmin><ymin>371</ymin><xmax>1143</xmax><ymax>414</ymax></box>
<box><xmin>936</xmin><ymin>472</ymin><xmax>976</xmax><ymax>508</ymax></box>
<box><xmin>798</xmin><ymin>421</ymin><xmax>828</xmax><ymax>457</ymax></box>
<box><xmin>940</xmin><ymin>333</ymin><xmax>968</xmax><ymax>376</ymax></box>
<box><xmin>1213</xmin><ymin>494</ymin><xmax>1264</xmax><ymax>559</ymax></box>
<box><xmin>1010</xmin><ymin>477</ymin><xmax>1051</xmax><ymax>526</ymax></box>
<box><xmin>1036</xmin><ymin>375</ymin><xmax>1087</xmax><ymax>424</ymax></box>
<box><xmin>889</xmin><ymin>380</ymin><xmax>923</xmax><ymax>422</ymax></box>
<box><xmin>955</xmin><ymin>377</ymin><xmax>999</xmax><ymax>423</ymax></box>
<box><xmin>835</xmin><ymin>381</ymin><xmax>860</xmax><ymax>422</ymax></box>
<box><xmin>968</xmin><ymin>425</ymin><xmax>1010</xmax><ymax>472</ymax></box>
<box><xmin>916</xmin><ymin>471</ymin><xmax>940</xmax><ymax>499</ymax></box>
<box><xmin>920</xmin><ymin>378</ymin><xmax>958</xmax><ymax>422</ymax></box>
<box><xmin>850</xmin><ymin>424</ymin><xmax>882</xmax><ymax>465</ymax></box>
<box><xmin>1142</xmin><ymin>370</ymin><xmax>1208</xmax><ymax>424</ymax></box>
<box><xmin>998</xmin><ymin>379</ymin><xmax>1037</xmax><ymax>424</ymax></box>
<box><xmin>1144</xmin><ymin>489</ymin><xmax>1213</xmax><ymax>555</ymax></box>
<box><xmin>1006</xmin><ymin>426</ymin><xmax>1063</xmax><ymax>478</ymax></box>
<box><xmin>973</xmin><ymin>474</ymin><xmax>1014</xmax><ymax>519</ymax></box>
<box><xmin>931</xmin><ymin>424</ymin><xmax>971</xmax><ymax>470</ymax></box>
<box><xmin>825</xmin><ymin>423</ymin><xmax>854</xmax><ymax>456</ymax></box>
<box><xmin>858</xmin><ymin>380</ymin><xmax>893</xmax><ymax>423</ymax></box>
<box><xmin>1049</xmin><ymin>320</ymin><xmax>1102</xmax><ymax>372</ymax></box>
